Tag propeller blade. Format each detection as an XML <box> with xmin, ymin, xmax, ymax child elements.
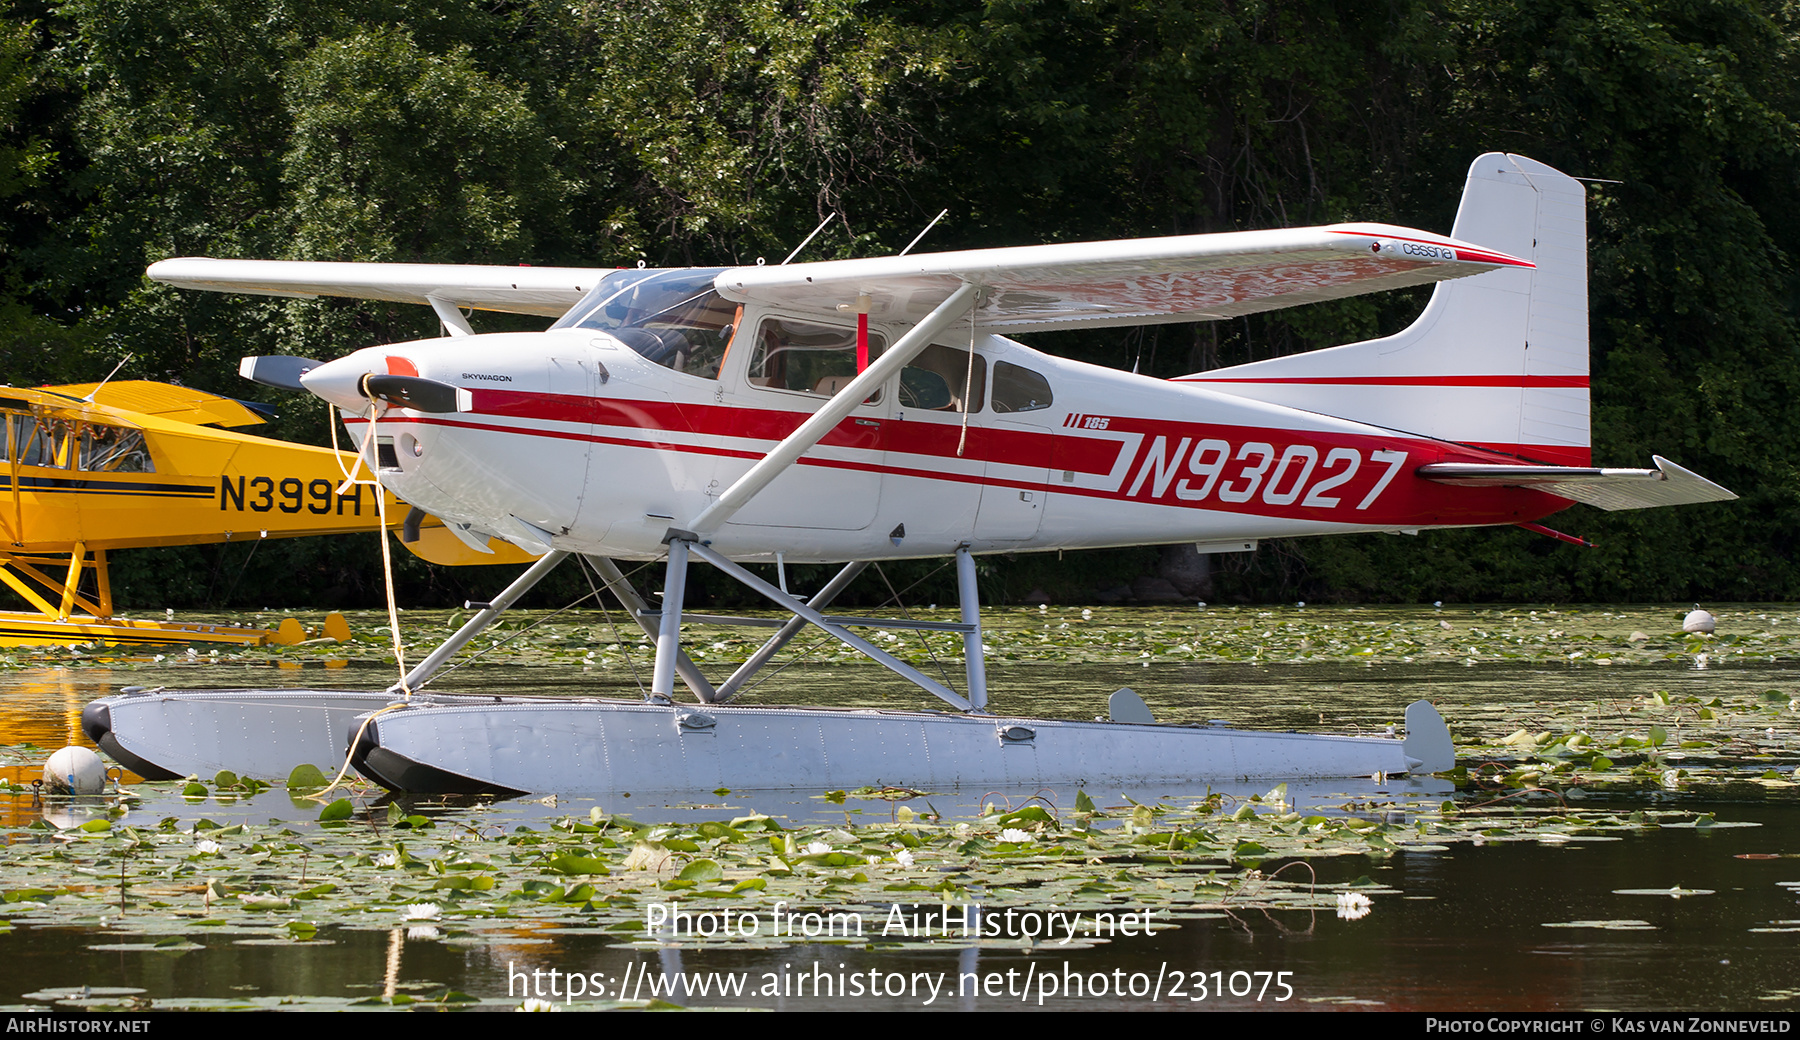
<box><xmin>360</xmin><ymin>374</ymin><xmax>471</xmax><ymax>413</ymax></box>
<box><xmin>239</xmin><ymin>355</ymin><xmax>324</xmax><ymax>391</ymax></box>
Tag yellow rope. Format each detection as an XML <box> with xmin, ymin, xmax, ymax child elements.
<box><xmin>313</xmin><ymin>701</ymin><xmax>408</xmax><ymax>799</ymax></box>
<box><xmin>310</xmin><ymin>393</ymin><xmax>413</xmax><ymax>799</ymax></box>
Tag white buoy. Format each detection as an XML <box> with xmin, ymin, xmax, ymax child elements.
<box><xmin>1682</xmin><ymin>608</ymin><xmax>1717</xmax><ymax>634</ymax></box>
<box><xmin>43</xmin><ymin>746</ymin><xmax>107</xmax><ymax>795</ymax></box>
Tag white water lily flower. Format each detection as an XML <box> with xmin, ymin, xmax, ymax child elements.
<box><xmin>895</xmin><ymin>849</ymin><xmax>915</xmax><ymax>868</ymax></box>
<box><xmin>1336</xmin><ymin>892</ymin><xmax>1373</xmax><ymax>921</ymax></box>
<box><xmin>373</xmin><ymin>852</ymin><xmax>399</xmax><ymax>868</ymax></box>
<box><xmin>517</xmin><ymin>998</ymin><xmax>560</xmax><ymax>1012</ymax></box>
<box><xmin>403</xmin><ymin>902</ymin><xmax>441</xmax><ymax>921</ymax></box>
<box><xmin>194</xmin><ymin>839</ymin><xmax>221</xmax><ymax>855</ymax></box>
<box><xmin>804</xmin><ymin>841</ymin><xmax>832</xmax><ymax>856</ymax></box>
<box><xmin>1000</xmin><ymin>828</ymin><xmax>1033</xmax><ymax>843</ymax></box>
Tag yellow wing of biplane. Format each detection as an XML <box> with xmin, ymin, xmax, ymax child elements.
<box><xmin>38</xmin><ymin>381</ymin><xmax>268</xmax><ymax>428</ymax></box>
<box><xmin>0</xmin><ymin>380</ymin><xmax>537</xmax><ymax>647</ymax></box>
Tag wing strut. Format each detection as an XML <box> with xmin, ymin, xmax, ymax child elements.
<box><xmin>427</xmin><ymin>296</ymin><xmax>474</xmax><ymax>337</ymax></box>
<box><xmin>684</xmin><ymin>280</ymin><xmax>982</xmax><ymax>535</ymax></box>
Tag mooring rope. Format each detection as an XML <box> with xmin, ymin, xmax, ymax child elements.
<box><xmin>311</xmin><ymin>397</ymin><xmax>413</xmax><ymax>799</ymax></box>
<box><xmin>336</xmin><ymin>397</ymin><xmax>412</xmax><ymax>694</ymax></box>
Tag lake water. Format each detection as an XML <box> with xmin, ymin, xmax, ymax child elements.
<box><xmin>2</xmin><ymin>606</ymin><xmax>1797</xmax><ymax>1012</ymax></box>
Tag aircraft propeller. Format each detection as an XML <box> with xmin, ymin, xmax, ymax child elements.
<box><xmin>356</xmin><ymin>373</ymin><xmax>469</xmax><ymax>413</ymax></box>
<box><xmin>238</xmin><ymin>355</ymin><xmax>323</xmax><ymax>391</ymax></box>
<box><xmin>239</xmin><ymin>354</ymin><xmax>470</xmax><ymax>414</ymax></box>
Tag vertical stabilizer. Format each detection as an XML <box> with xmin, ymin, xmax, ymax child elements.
<box><xmin>1177</xmin><ymin>154</ymin><xmax>1590</xmax><ymax>465</ymax></box>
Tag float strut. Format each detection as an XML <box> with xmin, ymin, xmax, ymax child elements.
<box><xmin>649</xmin><ymin>539</ymin><xmax>691</xmax><ymax>700</ymax></box>
<box><xmin>685</xmin><ymin>541</ymin><xmax>972</xmax><ymax>711</ymax></box>
<box><xmin>586</xmin><ymin>555</ymin><xmax>716</xmax><ymax>703</ymax></box>
<box><xmin>389</xmin><ymin>550</ymin><xmax>569</xmax><ymax>694</ymax></box>
<box><xmin>956</xmin><ymin>546</ymin><xmax>988</xmax><ymax>711</ymax></box>
<box><xmin>714</xmin><ymin>560</ymin><xmax>869</xmax><ymax>702</ymax></box>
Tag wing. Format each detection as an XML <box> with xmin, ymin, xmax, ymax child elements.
<box><xmin>715</xmin><ymin>223</ymin><xmax>1531</xmax><ymax>333</ymax></box>
<box><xmin>149</xmin><ymin>223</ymin><xmax>1524</xmax><ymax>331</ymax></box>
<box><xmin>1418</xmin><ymin>457</ymin><xmax>1737</xmax><ymax>511</ymax></box>
<box><xmin>146</xmin><ymin>258</ymin><xmax>608</xmax><ymax>318</ymax></box>
<box><xmin>43</xmin><ymin>381</ymin><xmax>268</xmax><ymax>428</ymax></box>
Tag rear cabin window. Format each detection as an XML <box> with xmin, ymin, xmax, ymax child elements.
<box><xmin>991</xmin><ymin>361</ymin><xmax>1054</xmax><ymax>413</ymax></box>
<box><xmin>80</xmin><ymin>424</ymin><xmax>153</xmax><ymax>472</ymax></box>
<box><xmin>899</xmin><ymin>344</ymin><xmax>985</xmax><ymax>413</ymax></box>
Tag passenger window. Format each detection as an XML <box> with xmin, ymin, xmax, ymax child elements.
<box><xmin>747</xmin><ymin>317</ymin><xmax>886</xmax><ymax>400</ymax></box>
<box><xmin>899</xmin><ymin>344</ymin><xmax>985</xmax><ymax>413</ymax></box>
<box><xmin>991</xmin><ymin>361</ymin><xmax>1054</xmax><ymax>413</ymax></box>
<box><xmin>79</xmin><ymin>424</ymin><xmax>154</xmax><ymax>473</ymax></box>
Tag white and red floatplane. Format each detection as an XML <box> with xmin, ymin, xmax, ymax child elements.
<box><xmin>84</xmin><ymin>153</ymin><xmax>1731</xmax><ymax>795</ymax></box>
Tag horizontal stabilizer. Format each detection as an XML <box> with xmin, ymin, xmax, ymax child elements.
<box><xmin>1417</xmin><ymin>456</ymin><xmax>1737</xmax><ymax>511</ymax></box>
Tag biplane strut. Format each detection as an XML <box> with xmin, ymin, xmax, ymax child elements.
<box><xmin>0</xmin><ymin>544</ymin><xmax>290</xmax><ymax>647</ymax></box>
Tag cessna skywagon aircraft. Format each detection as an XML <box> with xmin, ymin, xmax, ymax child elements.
<box><xmin>84</xmin><ymin>153</ymin><xmax>1734</xmax><ymax>795</ymax></box>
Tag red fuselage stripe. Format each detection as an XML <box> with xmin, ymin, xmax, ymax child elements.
<box><xmin>348</xmin><ymin>389</ymin><xmax>1579</xmax><ymax>526</ymax></box>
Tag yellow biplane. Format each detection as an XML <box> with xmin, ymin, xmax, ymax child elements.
<box><xmin>0</xmin><ymin>379</ymin><xmax>532</xmax><ymax>647</ymax></box>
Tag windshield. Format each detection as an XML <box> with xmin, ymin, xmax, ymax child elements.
<box><xmin>551</xmin><ymin>268</ymin><xmax>735</xmax><ymax>378</ymax></box>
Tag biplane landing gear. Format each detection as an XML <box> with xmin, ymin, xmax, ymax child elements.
<box><xmin>0</xmin><ymin>544</ymin><xmax>290</xmax><ymax>647</ymax></box>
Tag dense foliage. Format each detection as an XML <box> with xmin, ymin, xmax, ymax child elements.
<box><xmin>0</xmin><ymin>0</ymin><xmax>1794</xmax><ymax>608</ymax></box>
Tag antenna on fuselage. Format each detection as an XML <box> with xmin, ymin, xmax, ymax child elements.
<box><xmin>82</xmin><ymin>354</ymin><xmax>134</xmax><ymax>401</ymax></box>
<box><xmin>780</xmin><ymin>214</ymin><xmax>837</xmax><ymax>265</ymax></box>
<box><xmin>898</xmin><ymin>209</ymin><xmax>949</xmax><ymax>257</ymax></box>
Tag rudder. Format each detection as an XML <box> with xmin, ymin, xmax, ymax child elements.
<box><xmin>1177</xmin><ymin>154</ymin><xmax>1590</xmax><ymax>466</ymax></box>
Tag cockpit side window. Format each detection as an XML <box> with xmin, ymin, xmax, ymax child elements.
<box><xmin>8</xmin><ymin>414</ymin><xmax>68</xmax><ymax>468</ymax></box>
<box><xmin>747</xmin><ymin>317</ymin><xmax>887</xmax><ymax>401</ymax></box>
<box><xmin>79</xmin><ymin>424</ymin><xmax>154</xmax><ymax>472</ymax></box>
<box><xmin>551</xmin><ymin>268</ymin><xmax>734</xmax><ymax>379</ymax></box>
